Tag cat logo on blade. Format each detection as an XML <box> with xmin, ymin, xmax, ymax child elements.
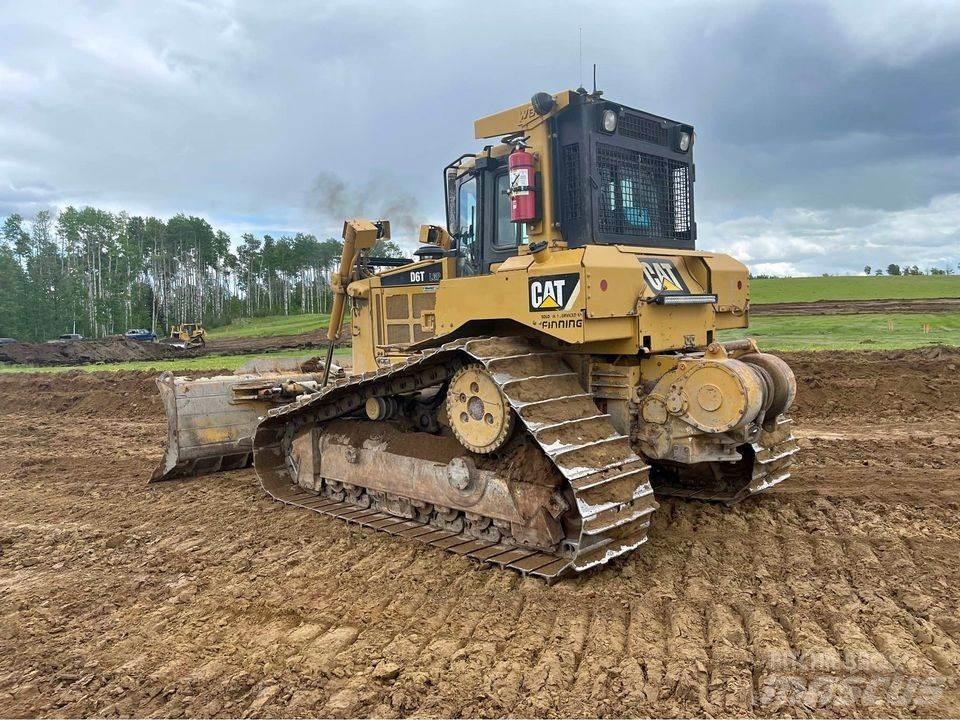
<box><xmin>529</xmin><ymin>273</ymin><xmax>581</xmax><ymax>312</ymax></box>
<box><xmin>638</xmin><ymin>258</ymin><xmax>690</xmax><ymax>295</ymax></box>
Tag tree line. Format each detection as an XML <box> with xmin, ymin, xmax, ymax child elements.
<box><xmin>0</xmin><ymin>207</ymin><xmax>400</xmax><ymax>342</ymax></box>
<box><xmin>752</xmin><ymin>263</ymin><xmax>958</xmax><ymax>280</ymax></box>
<box><xmin>864</xmin><ymin>264</ymin><xmax>958</xmax><ymax>276</ymax></box>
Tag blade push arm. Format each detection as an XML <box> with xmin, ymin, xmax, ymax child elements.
<box><xmin>323</xmin><ymin>219</ymin><xmax>388</xmax><ymax>385</ymax></box>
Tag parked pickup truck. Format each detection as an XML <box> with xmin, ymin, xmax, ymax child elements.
<box><xmin>124</xmin><ymin>328</ymin><xmax>157</xmax><ymax>342</ymax></box>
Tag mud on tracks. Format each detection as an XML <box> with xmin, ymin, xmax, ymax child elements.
<box><xmin>1</xmin><ymin>348</ymin><xmax>959</xmax><ymax>717</ymax></box>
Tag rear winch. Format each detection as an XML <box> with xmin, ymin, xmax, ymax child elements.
<box><xmin>636</xmin><ymin>343</ymin><xmax>796</xmax><ymax>464</ymax></box>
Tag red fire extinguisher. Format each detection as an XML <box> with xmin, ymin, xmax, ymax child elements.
<box><xmin>508</xmin><ymin>147</ymin><xmax>538</xmax><ymax>223</ymax></box>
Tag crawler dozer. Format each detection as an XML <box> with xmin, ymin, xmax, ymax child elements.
<box><xmin>155</xmin><ymin>89</ymin><xmax>798</xmax><ymax>579</ymax></box>
<box><xmin>166</xmin><ymin>323</ymin><xmax>206</xmax><ymax>348</ymax></box>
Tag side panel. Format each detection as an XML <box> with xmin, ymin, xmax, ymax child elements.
<box><xmin>434</xmin><ymin>248</ymin><xmax>591</xmax><ymax>345</ymax></box>
<box><xmin>354</xmin><ymin>244</ymin><xmax>750</xmax><ymax>362</ymax></box>
<box><xmin>352</xmin><ymin>258</ymin><xmax>454</xmax><ymax>373</ymax></box>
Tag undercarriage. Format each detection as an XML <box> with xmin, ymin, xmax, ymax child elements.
<box><xmin>251</xmin><ymin>336</ymin><xmax>797</xmax><ymax>579</ymax></box>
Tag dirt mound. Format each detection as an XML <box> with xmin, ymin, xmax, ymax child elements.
<box><xmin>753</xmin><ymin>296</ymin><xmax>960</xmax><ymax>316</ymax></box>
<box><xmin>0</xmin><ymin>338</ymin><xmax>200</xmax><ymax>367</ymax></box>
<box><xmin>0</xmin><ymin>369</ymin><xmax>222</xmax><ymax>421</ymax></box>
<box><xmin>780</xmin><ymin>345</ymin><xmax>960</xmax><ymax>422</ymax></box>
<box><xmin>203</xmin><ymin>324</ymin><xmax>350</xmax><ymax>356</ymax></box>
<box><xmin>0</xmin><ymin>371</ymin><xmax>164</xmax><ymax>421</ymax></box>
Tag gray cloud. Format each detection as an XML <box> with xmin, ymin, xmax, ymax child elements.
<box><xmin>701</xmin><ymin>193</ymin><xmax>960</xmax><ymax>276</ymax></box>
<box><xmin>0</xmin><ymin>0</ymin><xmax>957</xmax><ymax>274</ymax></box>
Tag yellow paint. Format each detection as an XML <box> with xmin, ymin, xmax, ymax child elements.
<box><xmin>340</xmin><ymin>93</ymin><xmax>751</xmax><ymax>375</ymax></box>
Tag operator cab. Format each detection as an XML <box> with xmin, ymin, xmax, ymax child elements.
<box><xmin>440</xmin><ymin>148</ymin><xmax>528</xmax><ymax>276</ymax></box>
<box><xmin>441</xmin><ymin>90</ymin><xmax>696</xmax><ymax>277</ymax></box>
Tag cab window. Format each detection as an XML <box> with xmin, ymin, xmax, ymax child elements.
<box><xmin>494</xmin><ymin>172</ymin><xmax>526</xmax><ymax>249</ymax></box>
<box><xmin>457</xmin><ymin>175</ymin><xmax>479</xmax><ymax>276</ymax></box>
<box><xmin>494</xmin><ymin>173</ymin><xmax>517</xmax><ymax>249</ymax></box>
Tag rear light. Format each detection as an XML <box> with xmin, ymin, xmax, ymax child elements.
<box><xmin>654</xmin><ymin>294</ymin><xmax>717</xmax><ymax>305</ymax></box>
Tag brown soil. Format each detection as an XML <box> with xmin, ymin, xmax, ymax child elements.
<box><xmin>752</xmin><ymin>297</ymin><xmax>960</xmax><ymax>316</ymax></box>
<box><xmin>0</xmin><ymin>338</ymin><xmax>203</xmax><ymax>366</ymax></box>
<box><xmin>0</xmin><ymin>326</ymin><xmax>348</xmax><ymax>367</ymax></box>
<box><xmin>204</xmin><ymin>330</ymin><xmax>333</xmax><ymax>356</ymax></box>
<box><xmin>2</xmin><ymin>349</ymin><xmax>960</xmax><ymax>717</ymax></box>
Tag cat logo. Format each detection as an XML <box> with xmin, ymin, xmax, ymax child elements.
<box><xmin>637</xmin><ymin>258</ymin><xmax>690</xmax><ymax>295</ymax></box>
<box><xmin>528</xmin><ymin>273</ymin><xmax>581</xmax><ymax>312</ymax></box>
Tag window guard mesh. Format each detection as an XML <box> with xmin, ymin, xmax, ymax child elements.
<box><xmin>596</xmin><ymin>142</ymin><xmax>692</xmax><ymax>242</ymax></box>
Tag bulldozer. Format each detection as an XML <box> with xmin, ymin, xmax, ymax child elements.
<box><xmin>154</xmin><ymin>89</ymin><xmax>798</xmax><ymax>579</ymax></box>
<box><xmin>166</xmin><ymin>323</ymin><xmax>206</xmax><ymax>348</ymax></box>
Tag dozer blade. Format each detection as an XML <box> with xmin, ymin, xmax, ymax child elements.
<box><xmin>151</xmin><ymin>357</ymin><xmax>342</xmax><ymax>482</ymax></box>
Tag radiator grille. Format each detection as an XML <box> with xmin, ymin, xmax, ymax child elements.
<box><xmin>560</xmin><ymin>143</ymin><xmax>582</xmax><ymax>221</ymax></box>
<box><xmin>385</xmin><ymin>294</ymin><xmax>409</xmax><ymax>320</ymax></box>
<box><xmin>413</xmin><ymin>324</ymin><xmax>434</xmax><ymax>342</ymax></box>
<box><xmin>619</xmin><ymin>113</ymin><xmax>668</xmax><ymax>146</ymax></box>
<box><xmin>386</xmin><ymin>324</ymin><xmax>410</xmax><ymax>345</ymax></box>
<box><xmin>411</xmin><ymin>293</ymin><xmax>436</xmax><ymax>316</ymax></box>
<box><xmin>596</xmin><ymin>143</ymin><xmax>692</xmax><ymax>242</ymax></box>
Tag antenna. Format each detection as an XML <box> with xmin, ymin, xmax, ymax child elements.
<box><xmin>579</xmin><ymin>27</ymin><xmax>583</xmax><ymax>90</ymax></box>
<box><xmin>593</xmin><ymin>63</ymin><xmax>597</xmax><ymax>94</ymax></box>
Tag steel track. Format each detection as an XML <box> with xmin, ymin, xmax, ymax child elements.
<box><xmin>253</xmin><ymin>337</ymin><xmax>659</xmax><ymax>580</ymax></box>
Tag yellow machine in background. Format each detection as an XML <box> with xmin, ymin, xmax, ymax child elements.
<box><xmin>167</xmin><ymin>323</ymin><xmax>206</xmax><ymax>348</ymax></box>
<box><xmin>158</xmin><ymin>89</ymin><xmax>799</xmax><ymax>580</ymax></box>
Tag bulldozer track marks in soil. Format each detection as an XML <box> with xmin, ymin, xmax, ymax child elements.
<box><xmin>3</xmin><ymin>348</ymin><xmax>960</xmax><ymax>717</ymax></box>
<box><xmin>254</xmin><ymin>337</ymin><xmax>658</xmax><ymax>579</ymax></box>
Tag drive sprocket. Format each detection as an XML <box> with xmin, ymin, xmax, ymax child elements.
<box><xmin>446</xmin><ymin>363</ymin><xmax>515</xmax><ymax>454</ymax></box>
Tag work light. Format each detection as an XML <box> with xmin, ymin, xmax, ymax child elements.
<box><xmin>602</xmin><ymin>109</ymin><xmax>618</xmax><ymax>133</ymax></box>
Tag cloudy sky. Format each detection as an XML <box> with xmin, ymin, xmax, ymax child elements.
<box><xmin>2</xmin><ymin>0</ymin><xmax>958</xmax><ymax>276</ymax></box>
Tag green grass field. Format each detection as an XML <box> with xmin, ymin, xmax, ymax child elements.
<box><xmin>720</xmin><ymin>311</ymin><xmax>960</xmax><ymax>351</ymax></box>
<box><xmin>0</xmin><ymin>347</ymin><xmax>351</xmax><ymax>374</ymax></box>
<box><xmin>750</xmin><ymin>275</ymin><xmax>960</xmax><ymax>304</ymax></box>
<box><xmin>206</xmin><ymin>313</ymin><xmax>331</xmax><ymax>339</ymax></box>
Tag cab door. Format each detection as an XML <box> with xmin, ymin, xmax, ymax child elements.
<box><xmin>482</xmin><ymin>169</ymin><xmax>522</xmax><ymax>271</ymax></box>
<box><xmin>451</xmin><ymin>166</ymin><xmax>521</xmax><ymax>277</ymax></box>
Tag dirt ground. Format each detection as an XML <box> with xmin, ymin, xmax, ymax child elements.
<box><xmin>0</xmin><ymin>338</ymin><xmax>204</xmax><ymax>366</ymax></box>
<box><xmin>1</xmin><ymin>347</ymin><xmax>959</xmax><ymax>718</ymax></box>
<box><xmin>0</xmin><ymin>328</ymin><xmax>340</xmax><ymax>367</ymax></box>
<box><xmin>750</xmin><ymin>297</ymin><xmax>960</xmax><ymax>316</ymax></box>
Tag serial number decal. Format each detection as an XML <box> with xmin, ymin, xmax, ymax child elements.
<box><xmin>533</xmin><ymin>310</ymin><xmax>583</xmax><ymax>331</ymax></box>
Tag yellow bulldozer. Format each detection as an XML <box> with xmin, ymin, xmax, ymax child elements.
<box><xmin>154</xmin><ymin>89</ymin><xmax>798</xmax><ymax>580</ymax></box>
<box><xmin>166</xmin><ymin>323</ymin><xmax>206</xmax><ymax>348</ymax></box>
